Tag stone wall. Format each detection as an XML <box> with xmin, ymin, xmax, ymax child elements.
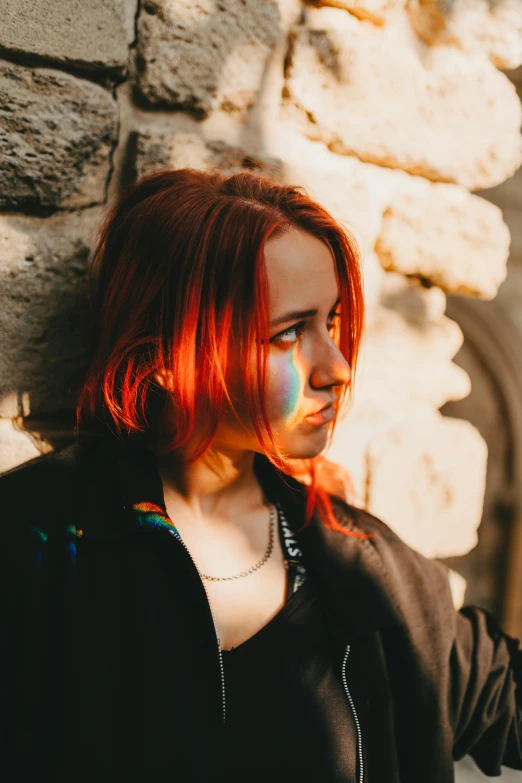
<box><xmin>2</xmin><ymin>3</ymin><xmax>522</xmax><ymax>778</ymax></box>
<box><xmin>1</xmin><ymin>0</ymin><xmax>521</xmax><ymax>609</ymax></box>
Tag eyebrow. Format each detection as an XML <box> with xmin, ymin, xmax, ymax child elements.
<box><xmin>269</xmin><ymin>296</ymin><xmax>341</xmax><ymax>328</ymax></box>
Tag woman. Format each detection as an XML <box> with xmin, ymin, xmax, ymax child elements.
<box><xmin>1</xmin><ymin>168</ymin><xmax>521</xmax><ymax>783</ymax></box>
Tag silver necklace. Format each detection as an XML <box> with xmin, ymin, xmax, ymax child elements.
<box><xmin>200</xmin><ymin>499</ymin><xmax>276</xmax><ymax>582</ymax></box>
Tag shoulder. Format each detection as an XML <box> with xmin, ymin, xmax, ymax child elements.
<box><xmin>331</xmin><ymin>494</ymin><xmax>400</xmax><ymax>540</ymax></box>
<box><xmin>0</xmin><ymin>440</ymin><xmax>78</xmax><ymax>494</ymax></box>
<box><xmin>331</xmin><ymin>493</ymin><xmax>449</xmax><ymax>567</ymax></box>
<box><xmin>0</xmin><ymin>433</ymin><xmax>111</xmax><ymax>495</ymax></box>
<box><xmin>327</xmin><ymin>493</ymin><xmax>457</xmax><ymax>619</ymax></box>
<box><xmin>0</xmin><ymin>438</ymin><xmax>94</xmax><ymax>541</ymax></box>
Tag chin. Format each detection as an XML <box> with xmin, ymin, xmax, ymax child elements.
<box><xmin>283</xmin><ymin>434</ymin><xmax>329</xmax><ymax>461</ymax></box>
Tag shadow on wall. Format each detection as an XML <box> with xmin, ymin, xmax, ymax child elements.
<box><xmin>0</xmin><ymin>212</ymin><xmax>97</xmax><ymax>433</ymax></box>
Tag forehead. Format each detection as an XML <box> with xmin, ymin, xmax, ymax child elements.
<box><xmin>263</xmin><ymin>227</ymin><xmax>337</xmax><ymax>310</ymax></box>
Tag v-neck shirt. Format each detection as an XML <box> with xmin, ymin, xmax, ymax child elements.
<box><xmin>218</xmin><ymin>502</ymin><xmax>358</xmax><ymax>781</ymax></box>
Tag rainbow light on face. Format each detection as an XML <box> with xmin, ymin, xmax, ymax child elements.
<box><xmin>280</xmin><ymin>345</ymin><xmax>301</xmax><ymax>419</ymax></box>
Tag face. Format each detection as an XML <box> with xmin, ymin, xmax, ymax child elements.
<box><xmin>215</xmin><ymin>226</ymin><xmax>352</xmax><ymax>460</ymax></box>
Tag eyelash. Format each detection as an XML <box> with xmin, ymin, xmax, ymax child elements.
<box><xmin>270</xmin><ymin>311</ymin><xmax>342</xmax><ymax>348</ymax></box>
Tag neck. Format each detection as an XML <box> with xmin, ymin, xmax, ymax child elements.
<box><xmin>156</xmin><ymin>447</ymin><xmax>264</xmax><ymax>523</ymax></box>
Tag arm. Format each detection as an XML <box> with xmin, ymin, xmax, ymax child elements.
<box><xmin>451</xmin><ymin>604</ymin><xmax>522</xmax><ymax>775</ymax></box>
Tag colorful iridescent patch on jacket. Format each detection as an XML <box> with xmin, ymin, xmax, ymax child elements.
<box><xmin>28</xmin><ymin>524</ymin><xmax>83</xmax><ymax>574</ymax></box>
<box><xmin>132</xmin><ymin>501</ymin><xmax>181</xmax><ymax>537</ymax></box>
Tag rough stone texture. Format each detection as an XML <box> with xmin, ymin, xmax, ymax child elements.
<box><xmin>376</xmin><ymin>183</ymin><xmax>511</xmax><ymax>299</ymax></box>
<box><xmin>0</xmin><ymin>209</ymin><xmax>101</xmax><ymax>416</ymax></box>
<box><xmin>133</xmin><ymin>128</ymin><xmax>512</xmax><ymax>305</ymax></box>
<box><xmin>354</xmin><ymin>302</ymin><xmax>470</xmax><ymax>415</ymax></box>
<box><xmin>0</xmin><ymin>0</ymin><xmax>517</xmax><ymax>663</ymax></box>
<box><xmin>123</xmin><ymin>0</ymin><xmax>140</xmax><ymax>45</ymax></box>
<box><xmin>286</xmin><ymin>147</ymin><xmax>511</xmax><ymax>299</ymax></box>
<box><xmin>133</xmin><ymin>128</ymin><xmax>384</xmax><ymax>250</ymax></box>
<box><xmin>133</xmin><ymin>128</ymin><xmax>281</xmax><ymax>181</ymax></box>
<box><xmin>365</xmin><ymin>410</ymin><xmax>488</xmax><ymax>559</ymax></box>
<box><xmin>325</xmin><ymin>273</ymin><xmax>471</xmax><ymax>509</ymax></box>
<box><xmin>131</xmin><ymin>128</ymin><xmax>388</xmax><ymax>322</ymax></box>
<box><xmin>282</xmin><ymin>7</ymin><xmax>522</xmax><ymax>189</ymax></box>
<box><xmin>380</xmin><ymin>269</ymin><xmax>447</xmax><ymax>323</ymax></box>
<box><xmin>0</xmin><ymin>0</ymin><xmax>130</xmax><ymax>74</ymax></box>
<box><xmin>276</xmin><ymin>133</ymin><xmax>513</xmax><ymax>299</ymax></box>
<box><xmin>408</xmin><ymin>0</ymin><xmax>522</xmax><ymax>71</ymax></box>
<box><xmin>326</xmin><ymin>406</ymin><xmax>487</xmax><ymax>560</ymax></box>
<box><xmin>308</xmin><ymin>0</ymin><xmax>405</xmax><ymax>25</ymax></box>
<box><xmin>0</xmin><ymin>418</ymin><xmax>52</xmax><ymax>474</ymax></box>
<box><xmin>133</xmin><ymin>127</ymin><xmax>378</xmax><ymax>241</ymax></box>
<box><xmin>0</xmin><ymin>63</ymin><xmax>118</xmax><ymax>212</ymax></box>
<box><xmin>134</xmin><ymin>0</ymin><xmax>286</xmax><ymax>116</ymax></box>
<box><xmin>447</xmin><ymin>568</ymin><xmax>467</xmax><ymax>611</ymax></box>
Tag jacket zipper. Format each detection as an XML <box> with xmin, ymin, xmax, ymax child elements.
<box><xmin>342</xmin><ymin>644</ymin><xmax>364</xmax><ymax>783</ymax></box>
<box><xmin>166</xmin><ymin>518</ymin><xmax>363</xmax><ymax>770</ymax></box>
<box><xmin>167</xmin><ymin>529</ymin><xmax>227</xmax><ymax>726</ymax></box>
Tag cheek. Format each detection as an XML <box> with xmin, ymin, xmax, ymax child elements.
<box><xmin>272</xmin><ymin>351</ymin><xmax>301</xmax><ymax>419</ymax></box>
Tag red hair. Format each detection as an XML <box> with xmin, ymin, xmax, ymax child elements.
<box><xmin>76</xmin><ymin>167</ymin><xmax>371</xmax><ymax>538</ymax></box>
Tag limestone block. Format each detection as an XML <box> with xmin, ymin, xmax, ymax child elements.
<box><xmin>380</xmin><ymin>271</ymin><xmax>447</xmax><ymax>324</ymax></box>
<box><xmin>134</xmin><ymin>127</ymin><xmax>380</xmax><ymax>255</ymax></box>
<box><xmin>282</xmin><ymin>136</ymin><xmax>512</xmax><ymax>300</ymax></box>
<box><xmin>282</xmin><ymin>7</ymin><xmax>522</xmax><ymax>189</ymax></box>
<box><xmin>0</xmin><ymin>209</ymin><xmax>101</xmax><ymax>416</ymax></box>
<box><xmin>0</xmin><ymin>392</ymin><xmax>31</xmax><ymax>419</ymax></box>
<box><xmin>447</xmin><ymin>567</ymin><xmax>467</xmax><ymax>610</ymax></box>
<box><xmin>133</xmin><ymin>129</ymin><xmax>390</xmax><ymax>239</ymax></box>
<box><xmin>0</xmin><ymin>418</ymin><xmax>52</xmax><ymax>475</ymax></box>
<box><xmin>132</xmin><ymin>128</ymin><xmax>388</xmax><ymax>320</ymax></box>
<box><xmin>133</xmin><ymin>128</ymin><xmax>389</xmax><ymax>251</ymax></box>
<box><xmin>359</xmin><ymin>251</ymin><xmax>385</xmax><ymax>327</ymax></box>
<box><xmin>134</xmin><ymin>124</ymin><xmax>510</xmax><ymax>303</ymax></box>
<box><xmin>133</xmin><ymin>129</ymin><xmax>280</xmax><ymax>181</ymax></box>
<box><xmin>308</xmin><ymin>0</ymin><xmax>405</xmax><ymax>25</ymax></box>
<box><xmin>0</xmin><ymin>63</ymin><xmax>118</xmax><ymax>211</ymax></box>
<box><xmin>134</xmin><ymin>0</ymin><xmax>290</xmax><ymax>116</ymax></box>
<box><xmin>376</xmin><ymin>184</ymin><xmax>511</xmax><ymax>299</ymax></box>
<box><xmin>326</xmin><ymin>400</ymin><xmax>423</xmax><ymax>506</ymax></box>
<box><xmin>268</xmin><ymin>130</ymin><xmax>510</xmax><ymax>298</ymax></box>
<box><xmin>365</xmin><ymin>410</ymin><xmax>487</xmax><ymax>558</ymax></box>
<box><xmin>325</xmin><ymin>293</ymin><xmax>471</xmax><ymax>510</ymax></box>
<box><xmin>123</xmin><ymin>0</ymin><xmax>140</xmax><ymax>45</ymax></box>
<box><xmin>282</xmin><ymin>158</ymin><xmax>389</xmax><ymax>254</ymax></box>
<box><xmin>408</xmin><ymin>0</ymin><xmax>522</xmax><ymax>71</ymax></box>
<box><xmin>0</xmin><ymin>0</ymin><xmax>129</xmax><ymax>74</ymax></box>
<box><xmin>353</xmin><ymin>305</ymin><xmax>471</xmax><ymax>415</ymax></box>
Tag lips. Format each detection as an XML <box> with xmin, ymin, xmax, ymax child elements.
<box><xmin>307</xmin><ymin>402</ymin><xmax>334</xmax><ymax>417</ymax></box>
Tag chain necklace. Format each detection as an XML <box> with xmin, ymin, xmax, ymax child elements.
<box><xmin>200</xmin><ymin>499</ymin><xmax>277</xmax><ymax>582</ymax></box>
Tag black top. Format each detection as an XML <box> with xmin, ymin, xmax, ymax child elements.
<box><xmin>4</xmin><ymin>436</ymin><xmax>522</xmax><ymax>783</ymax></box>
<box><xmin>218</xmin><ymin>502</ymin><xmax>358</xmax><ymax>781</ymax></box>
<box><xmin>220</xmin><ymin>578</ymin><xmax>357</xmax><ymax>781</ymax></box>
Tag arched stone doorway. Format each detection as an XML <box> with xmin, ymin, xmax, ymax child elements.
<box><xmin>441</xmin><ymin>296</ymin><xmax>522</xmax><ymax>641</ymax></box>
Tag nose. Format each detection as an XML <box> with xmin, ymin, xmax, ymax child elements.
<box><xmin>310</xmin><ymin>344</ymin><xmax>352</xmax><ymax>391</ymax></box>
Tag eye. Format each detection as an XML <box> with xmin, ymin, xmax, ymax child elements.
<box><xmin>269</xmin><ymin>310</ymin><xmax>341</xmax><ymax>348</ymax></box>
<box><xmin>270</xmin><ymin>321</ymin><xmax>306</xmax><ymax>347</ymax></box>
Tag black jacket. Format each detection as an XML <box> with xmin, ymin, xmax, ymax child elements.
<box><xmin>1</xmin><ymin>433</ymin><xmax>522</xmax><ymax>782</ymax></box>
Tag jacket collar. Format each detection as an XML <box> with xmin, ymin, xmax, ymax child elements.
<box><xmin>73</xmin><ymin>434</ymin><xmax>400</xmax><ymax>640</ymax></box>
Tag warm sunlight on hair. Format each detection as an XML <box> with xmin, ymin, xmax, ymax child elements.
<box><xmin>76</xmin><ymin>168</ymin><xmax>367</xmax><ymax>538</ymax></box>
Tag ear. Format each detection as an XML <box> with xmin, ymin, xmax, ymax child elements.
<box><xmin>153</xmin><ymin>368</ymin><xmax>175</xmax><ymax>390</ymax></box>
